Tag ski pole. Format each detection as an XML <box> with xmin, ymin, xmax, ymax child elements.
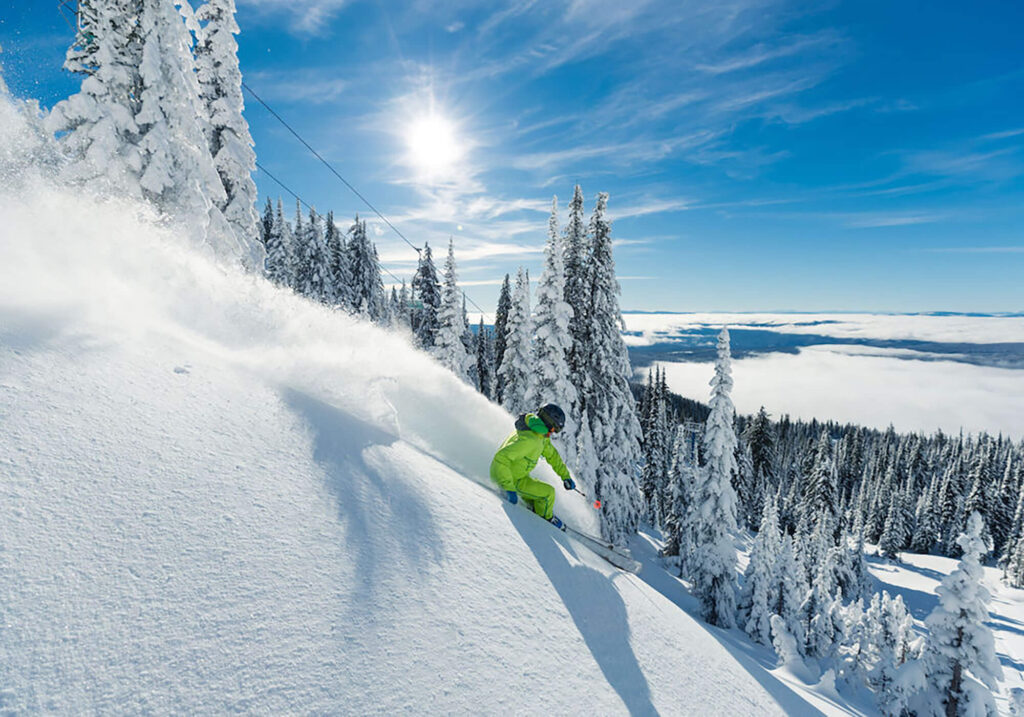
<box><xmin>573</xmin><ymin>486</ymin><xmax>601</xmax><ymax>510</ymax></box>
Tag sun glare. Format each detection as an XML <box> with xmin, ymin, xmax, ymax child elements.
<box><xmin>406</xmin><ymin>114</ymin><xmax>462</xmax><ymax>175</ymax></box>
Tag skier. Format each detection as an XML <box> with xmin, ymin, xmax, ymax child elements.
<box><xmin>490</xmin><ymin>403</ymin><xmax>576</xmax><ymax>529</ymax></box>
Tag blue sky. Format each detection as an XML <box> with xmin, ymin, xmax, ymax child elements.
<box><xmin>2</xmin><ymin>0</ymin><xmax>1023</xmax><ymax>312</ymax></box>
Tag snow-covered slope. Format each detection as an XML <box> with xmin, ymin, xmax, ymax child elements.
<box><xmin>0</xmin><ymin>93</ymin><xmax>806</xmax><ymax>714</ymax></box>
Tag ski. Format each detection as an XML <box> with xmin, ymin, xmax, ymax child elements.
<box><xmin>496</xmin><ymin>488</ymin><xmax>642</xmax><ymax>573</ymax></box>
<box><xmin>562</xmin><ymin>525</ymin><xmax>642</xmax><ymax>574</ymax></box>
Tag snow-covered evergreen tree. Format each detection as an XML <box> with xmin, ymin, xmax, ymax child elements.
<box><xmin>562</xmin><ymin>185</ymin><xmax>590</xmax><ymax>419</ymax></box>
<box><xmin>135</xmin><ymin>0</ymin><xmax>242</xmax><ymax>262</ymax></box>
<box><xmin>497</xmin><ymin>268</ymin><xmax>533</xmax><ymax>414</ymax></box>
<box><xmin>393</xmin><ymin>280</ymin><xmax>412</xmax><ymax>330</ymax></box>
<box><xmin>292</xmin><ymin>205</ymin><xmax>329</xmax><ymax>301</ymax></box>
<box><xmin>869</xmin><ymin>592</ymin><xmax>917</xmax><ymax>716</ymax></box>
<box><xmin>411</xmin><ymin>242</ymin><xmax>441</xmax><ymax>350</ymax></box>
<box><xmin>324</xmin><ymin>211</ymin><xmax>352</xmax><ymax>308</ymax></box>
<box><xmin>746</xmin><ymin>406</ymin><xmax>775</xmax><ymax>485</ymax></box>
<box><xmin>47</xmin><ymin>0</ymin><xmax>143</xmax><ymax>195</ymax></box>
<box><xmin>640</xmin><ymin>370</ymin><xmax>672</xmax><ymax>527</ymax></box>
<box><xmin>263</xmin><ymin>197</ymin><xmax>294</xmax><ymax>286</ymax></box>
<box><xmin>434</xmin><ymin>239</ymin><xmax>472</xmax><ymax>381</ymax></box>
<box><xmin>527</xmin><ymin>196</ymin><xmax>577</xmax><ymax>463</ymax></box>
<box><xmin>662</xmin><ymin>426</ymin><xmax>694</xmax><ymax>564</ymax></box>
<box><xmin>475</xmin><ymin>317</ymin><xmax>493</xmax><ymax>399</ymax></box>
<box><xmin>686</xmin><ymin>327</ymin><xmax>739</xmax><ymax>627</ymax></box>
<box><xmin>741</xmin><ymin>498</ymin><xmax>782</xmax><ymax>645</ymax></box>
<box><xmin>880</xmin><ymin>489</ymin><xmax>910</xmax><ymax>560</ymax></box>
<box><xmin>347</xmin><ymin>217</ymin><xmax>386</xmax><ymax>320</ymax></box>
<box><xmin>194</xmin><ymin>0</ymin><xmax>263</xmax><ymax>270</ymax></box>
<box><xmin>920</xmin><ymin>512</ymin><xmax>1003</xmax><ymax>717</ymax></box>
<box><xmin>577</xmin><ymin>193</ymin><xmax>644</xmax><ymax>543</ymax></box>
<box><xmin>801</xmin><ymin>430</ymin><xmax>838</xmax><ymax>533</ymax></box>
<box><xmin>492</xmin><ymin>274</ymin><xmax>512</xmax><ymax>403</ymax></box>
<box><xmin>801</xmin><ymin>517</ymin><xmax>842</xmax><ymax>658</ymax></box>
<box><xmin>260</xmin><ymin>196</ymin><xmax>273</xmax><ymax>250</ymax></box>
<box><xmin>773</xmin><ymin>533</ymin><xmax>807</xmax><ymax>652</ymax></box>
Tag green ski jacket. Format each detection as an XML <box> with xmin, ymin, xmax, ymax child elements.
<box><xmin>489</xmin><ymin>413</ymin><xmax>572</xmax><ymax>491</ymax></box>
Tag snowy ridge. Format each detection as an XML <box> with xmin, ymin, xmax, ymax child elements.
<box><xmin>0</xmin><ymin>96</ymin><xmax>805</xmax><ymax>714</ymax></box>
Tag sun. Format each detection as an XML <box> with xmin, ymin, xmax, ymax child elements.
<box><xmin>405</xmin><ymin>113</ymin><xmax>463</xmax><ymax>175</ymax></box>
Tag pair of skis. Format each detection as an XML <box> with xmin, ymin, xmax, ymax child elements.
<box><xmin>500</xmin><ymin>488</ymin><xmax>641</xmax><ymax>573</ymax></box>
<box><xmin>558</xmin><ymin>522</ymin><xmax>642</xmax><ymax>574</ymax></box>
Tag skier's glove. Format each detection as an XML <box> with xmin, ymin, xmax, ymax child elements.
<box><xmin>562</xmin><ymin>478</ymin><xmax>575</xmax><ymax>491</ymax></box>
<box><xmin>506</xmin><ymin>490</ymin><xmax>518</xmax><ymax>505</ymax></box>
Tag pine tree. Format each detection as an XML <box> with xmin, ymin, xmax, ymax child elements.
<box><xmin>580</xmin><ymin>193</ymin><xmax>644</xmax><ymax>543</ymax></box>
<box><xmin>773</xmin><ymin>534</ymin><xmax>807</xmax><ymax>652</ymax></box>
<box><xmin>434</xmin><ymin>240</ymin><xmax>472</xmax><ymax>381</ymax></box>
<box><xmin>745</xmin><ymin>407</ymin><xmax>775</xmax><ymax>485</ymax></box>
<box><xmin>394</xmin><ymin>281</ymin><xmax>412</xmax><ymax>330</ymax></box>
<box><xmin>47</xmin><ymin>0</ymin><xmax>144</xmax><ymax>195</ymax></box>
<box><xmin>991</xmin><ymin>455</ymin><xmax>1018</xmax><ymax>558</ymax></box>
<box><xmin>1007</xmin><ymin>533</ymin><xmax>1024</xmax><ymax>589</ymax></box>
<box><xmin>563</xmin><ymin>184</ymin><xmax>590</xmax><ymax>420</ymax></box>
<box><xmin>347</xmin><ymin>217</ymin><xmax>386</xmax><ymax>320</ymax></box>
<box><xmin>194</xmin><ymin>0</ymin><xmax>263</xmax><ymax>270</ymax></box>
<box><xmin>880</xmin><ymin>490</ymin><xmax>909</xmax><ymax>560</ymax></box>
<box><xmin>964</xmin><ymin>442</ymin><xmax>992</xmax><ymax>537</ymax></box>
<box><xmin>847</xmin><ymin>526</ymin><xmax>873</xmax><ymax>602</ymax></box>
<box><xmin>497</xmin><ymin>268</ymin><xmax>533</xmax><ymax>414</ymax></box>
<box><xmin>741</xmin><ymin>499</ymin><xmax>782</xmax><ymax>645</ymax></box>
<box><xmin>492</xmin><ymin>274</ymin><xmax>512</xmax><ymax>403</ymax></box>
<box><xmin>640</xmin><ymin>370</ymin><xmax>671</xmax><ymax>526</ymax></box>
<box><xmin>264</xmin><ymin>197</ymin><xmax>294</xmax><ymax>286</ymax></box>
<box><xmin>911</xmin><ymin>478</ymin><xmax>938</xmax><ymax>554</ymax></box>
<box><xmin>687</xmin><ymin>327</ymin><xmax>740</xmax><ymax>627</ymax></box>
<box><xmin>527</xmin><ymin>196</ymin><xmax>577</xmax><ymax>465</ymax></box>
<box><xmin>260</xmin><ymin>196</ymin><xmax>274</xmax><ymax>249</ymax></box>
<box><xmin>802</xmin><ymin>430</ymin><xmax>838</xmax><ymax>533</ymax></box>
<box><xmin>411</xmin><ymin>242</ymin><xmax>442</xmax><ymax>350</ymax></box>
<box><xmin>293</xmin><ymin>207</ymin><xmax>329</xmax><ymax>301</ymax></box>
<box><xmin>475</xmin><ymin>317</ymin><xmax>493</xmax><ymax>398</ymax></box>
<box><xmin>135</xmin><ymin>0</ymin><xmax>240</xmax><ymax>261</ymax></box>
<box><xmin>662</xmin><ymin>426</ymin><xmax>693</xmax><ymax>563</ymax></box>
<box><xmin>922</xmin><ymin>513</ymin><xmax>1003</xmax><ymax>717</ymax></box>
<box><xmin>324</xmin><ymin>212</ymin><xmax>352</xmax><ymax>308</ymax></box>
<box><xmin>870</xmin><ymin>592</ymin><xmax>917</xmax><ymax>717</ymax></box>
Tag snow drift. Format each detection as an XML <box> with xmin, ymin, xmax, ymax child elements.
<box><xmin>1</xmin><ymin>85</ymin><xmax>795</xmax><ymax>713</ymax></box>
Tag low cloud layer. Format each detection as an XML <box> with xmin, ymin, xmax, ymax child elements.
<box><xmin>624</xmin><ymin>312</ymin><xmax>1024</xmax><ymax>345</ymax></box>
<box><xmin>654</xmin><ymin>345</ymin><xmax>1024</xmax><ymax>439</ymax></box>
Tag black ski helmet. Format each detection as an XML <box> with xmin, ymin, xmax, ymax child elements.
<box><xmin>537</xmin><ymin>404</ymin><xmax>566</xmax><ymax>433</ymax></box>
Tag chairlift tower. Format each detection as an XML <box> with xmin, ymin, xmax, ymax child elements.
<box><xmin>679</xmin><ymin>419</ymin><xmax>703</xmax><ymax>466</ymax></box>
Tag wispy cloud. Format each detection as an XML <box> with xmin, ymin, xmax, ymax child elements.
<box><xmin>844</xmin><ymin>212</ymin><xmax>946</xmax><ymax>229</ymax></box>
<box><xmin>509</xmin><ymin>131</ymin><xmax>722</xmax><ymax>171</ymax></box>
<box><xmin>610</xmin><ymin>198</ymin><xmax>694</xmax><ymax>220</ymax></box>
<box><xmin>980</xmin><ymin>127</ymin><xmax>1024</xmax><ymax>141</ymax></box>
<box><xmin>237</xmin><ymin>0</ymin><xmax>349</xmax><ymax>34</ymax></box>
<box><xmin>247</xmin><ymin>69</ymin><xmax>348</xmax><ymax>104</ymax></box>
<box><xmin>901</xmin><ymin>146</ymin><xmax>1023</xmax><ymax>182</ymax></box>
<box><xmin>759</xmin><ymin>97</ymin><xmax>876</xmax><ymax>125</ymax></box>
<box><xmin>920</xmin><ymin>246</ymin><xmax>1024</xmax><ymax>254</ymax></box>
<box><xmin>695</xmin><ymin>32</ymin><xmax>839</xmax><ymax>75</ymax></box>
